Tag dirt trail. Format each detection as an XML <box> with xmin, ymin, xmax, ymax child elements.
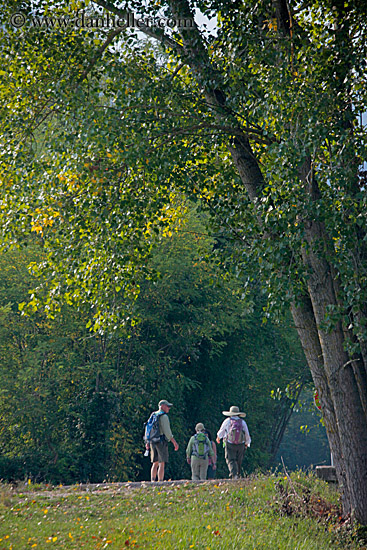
<box><xmin>6</xmin><ymin>478</ymin><xmax>247</xmax><ymax>498</ymax></box>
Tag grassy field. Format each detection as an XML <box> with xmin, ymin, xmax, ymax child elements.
<box><xmin>0</xmin><ymin>473</ymin><xmax>365</xmax><ymax>550</ymax></box>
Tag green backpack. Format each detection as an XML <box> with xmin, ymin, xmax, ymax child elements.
<box><xmin>191</xmin><ymin>432</ymin><xmax>210</xmax><ymax>458</ymax></box>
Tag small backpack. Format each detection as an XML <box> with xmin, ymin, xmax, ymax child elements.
<box><xmin>144</xmin><ymin>411</ymin><xmax>165</xmax><ymax>444</ymax></box>
<box><xmin>226</xmin><ymin>417</ymin><xmax>245</xmax><ymax>444</ymax></box>
<box><xmin>191</xmin><ymin>432</ymin><xmax>211</xmax><ymax>458</ymax></box>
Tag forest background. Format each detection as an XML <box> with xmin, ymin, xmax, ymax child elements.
<box><xmin>0</xmin><ymin>208</ymin><xmax>328</xmax><ymax>484</ymax></box>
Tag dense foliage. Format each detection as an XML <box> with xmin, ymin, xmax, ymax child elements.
<box><xmin>0</xmin><ymin>212</ymin><xmax>307</xmax><ymax>483</ymax></box>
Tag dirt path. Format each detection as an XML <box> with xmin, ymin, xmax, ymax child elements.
<box><xmin>6</xmin><ymin>478</ymin><xmax>247</xmax><ymax>498</ymax></box>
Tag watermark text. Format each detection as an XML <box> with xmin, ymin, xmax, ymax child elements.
<box><xmin>10</xmin><ymin>10</ymin><xmax>195</xmax><ymax>31</ymax></box>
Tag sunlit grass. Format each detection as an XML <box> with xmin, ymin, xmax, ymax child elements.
<box><xmin>0</xmin><ymin>473</ymin><xmax>362</xmax><ymax>549</ymax></box>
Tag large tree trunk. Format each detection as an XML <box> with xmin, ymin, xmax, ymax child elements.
<box><xmin>290</xmin><ymin>295</ymin><xmax>351</xmax><ymax>513</ymax></box>
<box><xmin>302</xmin><ymin>217</ymin><xmax>367</xmax><ymax>522</ymax></box>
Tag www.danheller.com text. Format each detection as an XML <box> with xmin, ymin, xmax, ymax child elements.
<box><xmin>11</xmin><ymin>10</ymin><xmax>195</xmax><ymax>30</ymax></box>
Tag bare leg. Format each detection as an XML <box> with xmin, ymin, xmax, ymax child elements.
<box><xmin>157</xmin><ymin>462</ymin><xmax>165</xmax><ymax>481</ymax></box>
<box><xmin>151</xmin><ymin>462</ymin><xmax>159</xmax><ymax>482</ymax></box>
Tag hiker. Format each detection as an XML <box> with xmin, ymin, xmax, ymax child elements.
<box><xmin>216</xmin><ymin>405</ymin><xmax>251</xmax><ymax>479</ymax></box>
<box><xmin>203</xmin><ymin>428</ymin><xmax>217</xmax><ymax>479</ymax></box>
<box><xmin>186</xmin><ymin>423</ymin><xmax>214</xmax><ymax>481</ymax></box>
<box><xmin>145</xmin><ymin>399</ymin><xmax>179</xmax><ymax>482</ymax></box>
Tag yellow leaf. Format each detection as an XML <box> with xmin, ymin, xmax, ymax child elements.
<box><xmin>31</xmin><ymin>224</ymin><xmax>43</xmax><ymax>234</ymax></box>
<box><xmin>268</xmin><ymin>18</ymin><xmax>277</xmax><ymax>30</ymax></box>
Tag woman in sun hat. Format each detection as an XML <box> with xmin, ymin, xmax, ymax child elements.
<box><xmin>216</xmin><ymin>406</ymin><xmax>251</xmax><ymax>479</ymax></box>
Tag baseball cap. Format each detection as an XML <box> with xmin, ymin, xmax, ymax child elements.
<box><xmin>158</xmin><ymin>399</ymin><xmax>173</xmax><ymax>408</ymax></box>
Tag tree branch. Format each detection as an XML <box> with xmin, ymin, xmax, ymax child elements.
<box><xmin>93</xmin><ymin>0</ymin><xmax>185</xmax><ymax>56</ymax></box>
<box><xmin>78</xmin><ymin>26</ymin><xmax>126</xmax><ymax>83</ymax></box>
<box><xmin>148</xmin><ymin>122</ymin><xmax>274</xmax><ymax>148</ymax></box>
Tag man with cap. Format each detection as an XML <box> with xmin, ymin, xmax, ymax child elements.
<box><xmin>186</xmin><ymin>423</ymin><xmax>214</xmax><ymax>481</ymax></box>
<box><xmin>146</xmin><ymin>399</ymin><xmax>179</xmax><ymax>482</ymax></box>
<box><xmin>216</xmin><ymin>405</ymin><xmax>251</xmax><ymax>479</ymax></box>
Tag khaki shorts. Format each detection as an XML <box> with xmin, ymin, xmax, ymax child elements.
<box><xmin>150</xmin><ymin>440</ymin><xmax>169</xmax><ymax>463</ymax></box>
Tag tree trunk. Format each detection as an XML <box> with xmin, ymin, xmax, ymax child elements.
<box><xmin>302</xmin><ymin>218</ymin><xmax>367</xmax><ymax>522</ymax></box>
<box><xmin>290</xmin><ymin>295</ymin><xmax>351</xmax><ymax>513</ymax></box>
<box><xmin>267</xmin><ymin>380</ymin><xmax>305</xmax><ymax>467</ymax></box>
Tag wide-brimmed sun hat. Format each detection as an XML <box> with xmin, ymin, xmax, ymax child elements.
<box><xmin>195</xmin><ymin>423</ymin><xmax>205</xmax><ymax>432</ymax></box>
<box><xmin>222</xmin><ymin>405</ymin><xmax>246</xmax><ymax>418</ymax></box>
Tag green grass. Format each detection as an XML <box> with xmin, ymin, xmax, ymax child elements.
<box><xmin>0</xmin><ymin>473</ymin><xmax>364</xmax><ymax>550</ymax></box>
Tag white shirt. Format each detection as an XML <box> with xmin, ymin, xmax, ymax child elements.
<box><xmin>217</xmin><ymin>416</ymin><xmax>251</xmax><ymax>447</ymax></box>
